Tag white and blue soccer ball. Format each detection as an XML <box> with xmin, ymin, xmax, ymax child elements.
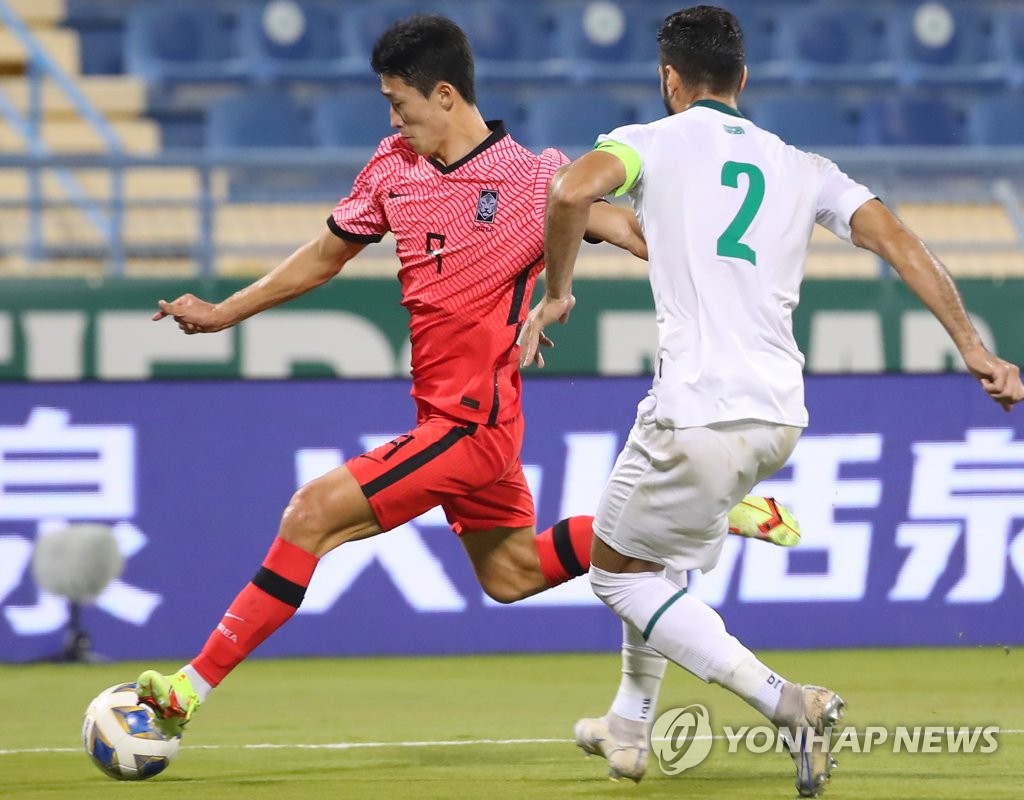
<box><xmin>82</xmin><ymin>682</ymin><xmax>180</xmax><ymax>780</ymax></box>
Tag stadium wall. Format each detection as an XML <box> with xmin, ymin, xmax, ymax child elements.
<box><xmin>1</xmin><ymin>374</ymin><xmax>1021</xmax><ymax>663</ymax></box>
<box><xmin>1</xmin><ymin>278</ymin><xmax>1022</xmax><ymax>379</ymax></box>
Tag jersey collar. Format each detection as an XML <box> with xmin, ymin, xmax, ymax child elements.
<box><xmin>428</xmin><ymin>120</ymin><xmax>508</xmax><ymax>174</ymax></box>
<box><xmin>688</xmin><ymin>99</ymin><xmax>745</xmax><ymax>119</ymax></box>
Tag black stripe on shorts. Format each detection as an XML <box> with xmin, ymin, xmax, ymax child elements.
<box><xmin>361</xmin><ymin>422</ymin><xmax>478</xmax><ymax>498</ymax></box>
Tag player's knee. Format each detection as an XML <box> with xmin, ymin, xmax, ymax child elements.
<box><xmin>587</xmin><ymin>566</ymin><xmax>622</xmax><ymax>608</ymax></box>
<box><xmin>279</xmin><ymin>484</ymin><xmax>330</xmax><ymax>550</ymax></box>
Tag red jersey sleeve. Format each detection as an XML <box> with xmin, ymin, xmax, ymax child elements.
<box><xmin>327</xmin><ymin>138</ymin><xmax>402</xmax><ymax>243</ymax></box>
<box><xmin>532</xmin><ymin>148</ymin><xmax>570</xmax><ymax>225</ymax></box>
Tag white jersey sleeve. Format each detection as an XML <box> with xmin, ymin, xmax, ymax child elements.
<box><xmin>812</xmin><ymin>154</ymin><xmax>876</xmax><ymax>242</ymax></box>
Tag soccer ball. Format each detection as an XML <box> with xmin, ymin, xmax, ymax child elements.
<box><xmin>82</xmin><ymin>682</ymin><xmax>180</xmax><ymax>780</ymax></box>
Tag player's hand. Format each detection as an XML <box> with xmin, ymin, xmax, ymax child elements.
<box><xmin>518</xmin><ymin>294</ymin><xmax>575</xmax><ymax>369</ymax></box>
<box><xmin>961</xmin><ymin>345</ymin><xmax>1024</xmax><ymax>411</ymax></box>
<box><xmin>153</xmin><ymin>294</ymin><xmax>228</xmax><ymax>334</ymax></box>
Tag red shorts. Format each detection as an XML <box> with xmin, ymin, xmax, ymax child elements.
<box><xmin>346</xmin><ymin>409</ymin><xmax>536</xmax><ymax>535</ymax></box>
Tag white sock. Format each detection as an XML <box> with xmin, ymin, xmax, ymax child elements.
<box><xmin>590</xmin><ymin>566</ymin><xmax>787</xmax><ymax>721</ymax></box>
<box><xmin>609</xmin><ymin>621</ymin><xmax>667</xmax><ymax>727</ymax></box>
<box><xmin>181</xmin><ymin>664</ymin><xmax>213</xmax><ymax>703</ymax></box>
<box><xmin>607</xmin><ymin>565</ymin><xmax>687</xmax><ymax>729</ymax></box>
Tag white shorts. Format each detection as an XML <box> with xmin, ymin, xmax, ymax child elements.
<box><xmin>594</xmin><ymin>400</ymin><xmax>801</xmax><ymax>575</ymax></box>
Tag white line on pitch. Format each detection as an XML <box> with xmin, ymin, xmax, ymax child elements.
<box><xmin>5</xmin><ymin>729</ymin><xmax>1022</xmax><ymax>757</ymax></box>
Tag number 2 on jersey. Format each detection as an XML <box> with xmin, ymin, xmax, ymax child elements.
<box><xmin>716</xmin><ymin>161</ymin><xmax>764</xmax><ymax>266</ymax></box>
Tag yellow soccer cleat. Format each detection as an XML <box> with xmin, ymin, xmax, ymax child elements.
<box><xmin>727</xmin><ymin>495</ymin><xmax>801</xmax><ymax>547</ymax></box>
<box><xmin>136</xmin><ymin>670</ymin><xmax>201</xmax><ymax>738</ymax></box>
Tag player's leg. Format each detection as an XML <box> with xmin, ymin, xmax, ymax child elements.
<box><xmin>572</xmin><ymin>617</ymin><xmax>666</xmax><ymax>781</ymax></box>
<box><xmin>576</xmin><ymin>496</ymin><xmax>800</xmax><ymax>770</ymax></box>
<box><xmin>587</xmin><ymin>421</ymin><xmax>844</xmax><ymax>795</ymax></box>
<box><xmin>590</xmin><ymin>540</ymin><xmax>843</xmax><ymax>795</ymax></box>
<box><xmin>448</xmin><ymin>411</ymin><xmax>593</xmax><ymax>602</ymax></box>
<box><xmin>138</xmin><ymin>415</ymin><xmax>488</xmax><ymax>734</ymax></box>
<box><xmin>458</xmin><ymin>516</ymin><xmax>595</xmax><ymax>603</ymax></box>
<box><xmin>572</xmin><ymin>564</ymin><xmax>692</xmax><ymax>781</ymax></box>
<box><xmin>455</xmin><ymin>472</ymin><xmax>794</xmax><ymax>603</ymax></box>
<box><xmin>138</xmin><ymin>464</ymin><xmax>382</xmax><ymax>733</ymax></box>
<box><xmin>452</xmin><ymin>457</ymin><xmax>664</xmax><ymax>781</ymax></box>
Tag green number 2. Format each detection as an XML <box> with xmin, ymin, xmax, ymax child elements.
<box><xmin>716</xmin><ymin>161</ymin><xmax>765</xmax><ymax>266</ymax></box>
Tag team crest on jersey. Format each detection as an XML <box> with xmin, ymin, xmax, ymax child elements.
<box><xmin>476</xmin><ymin>189</ymin><xmax>499</xmax><ymax>223</ymax></box>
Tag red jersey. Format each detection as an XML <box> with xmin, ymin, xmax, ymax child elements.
<box><xmin>329</xmin><ymin>122</ymin><xmax>567</xmax><ymax>425</ymax></box>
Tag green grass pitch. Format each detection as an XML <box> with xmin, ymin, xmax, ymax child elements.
<box><xmin>2</xmin><ymin>648</ymin><xmax>1023</xmax><ymax>799</ymax></box>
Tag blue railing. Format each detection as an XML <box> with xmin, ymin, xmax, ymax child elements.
<box><xmin>2</xmin><ymin>147</ymin><xmax>1024</xmax><ymax>276</ymax></box>
<box><xmin>0</xmin><ymin>0</ymin><xmax>125</xmax><ymax>271</ymax></box>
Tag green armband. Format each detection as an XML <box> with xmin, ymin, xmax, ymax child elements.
<box><xmin>594</xmin><ymin>139</ymin><xmax>642</xmax><ymax>196</ymax></box>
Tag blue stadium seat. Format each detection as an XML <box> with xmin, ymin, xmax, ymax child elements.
<box><xmin>862</xmin><ymin>96</ymin><xmax>966</xmax><ymax>146</ymax></box>
<box><xmin>724</xmin><ymin>1</ymin><xmax>789</xmax><ymax>84</ymax></box>
<box><xmin>1002</xmin><ymin>11</ymin><xmax>1024</xmax><ymax>88</ymax></box>
<box><xmin>781</xmin><ymin>7</ymin><xmax>896</xmax><ymax>86</ymax></box>
<box><xmin>340</xmin><ymin>2</ymin><xmax>420</xmax><ymax>73</ymax></box>
<box><xmin>552</xmin><ymin>1</ymin><xmax>663</xmax><ymax>82</ymax></box>
<box><xmin>748</xmin><ymin>96</ymin><xmax>864</xmax><ymax>147</ymax></box>
<box><xmin>236</xmin><ymin>2</ymin><xmax>346</xmax><ymax>81</ymax></box>
<box><xmin>205</xmin><ymin>89</ymin><xmax>311</xmax><ymax>149</ymax></box>
<box><xmin>967</xmin><ymin>94</ymin><xmax>1024</xmax><ymax>145</ymax></box>
<box><xmin>476</xmin><ymin>86</ymin><xmax>528</xmax><ymax>137</ymax></box>
<box><xmin>523</xmin><ymin>87</ymin><xmax>637</xmax><ymax>150</ymax></box>
<box><xmin>124</xmin><ymin>5</ymin><xmax>244</xmax><ymax>83</ymax></box>
<box><xmin>444</xmin><ymin>3</ymin><xmax>564</xmax><ymax>82</ymax></box>
<box><xmin>311</xmin><ymin>88</ymin><xmax>392</xmax><ymax>147</ymax></box>
<box><xmin>894</xmin><ymin>3</ymin><xmax>1004</xmax><ymax>87</ymax></box>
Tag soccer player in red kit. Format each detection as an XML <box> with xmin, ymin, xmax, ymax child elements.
<box><xmin>135</xmin><ymin>15</ymin><xmax>788</xmax><ymax>749</ymax></box>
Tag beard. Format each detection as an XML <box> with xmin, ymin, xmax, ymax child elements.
<box><xmin>660</xmin><ymin>71</ymin><xmax>673</xmax><ymax>116</ymax></box>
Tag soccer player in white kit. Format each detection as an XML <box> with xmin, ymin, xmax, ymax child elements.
<box><xmin>519</xmin><ymin>5</ymin><xmax>1024</xmax><ymax>797</ymax></box>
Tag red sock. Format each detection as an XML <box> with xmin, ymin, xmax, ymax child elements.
<box><xmin>535</xmin><ymin>515</ymin><xmax>594</xmax><ymax>587</ymax></box>
<box><xmin>191</xmin><ymin>538</ymin><xmax>318</xmax><ymax>687</ymax></box>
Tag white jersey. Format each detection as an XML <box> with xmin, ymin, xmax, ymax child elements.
<box><xmin>601</xmin><ymin>100</ymin><xmax>875</xmax><ymax>428</ymax></box>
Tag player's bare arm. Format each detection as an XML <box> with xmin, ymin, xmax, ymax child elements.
<box><xmin>850</xmin><ymin>199</ymin><xmax>1024</xmax><ymax>409</ymax></box>
<box><xmin>154</xmin><ymin>228</ymin><xmax>365</xmax><ymax>334</ymax></box>
<box><xmin>520</xmin><ymin>151</ymin><xmax>628</xmax><ymax>368</ymax></box>
<box><xmin>586</xmin><ymin>202</ymin><xmax>647</xmax><ymax>261</ymax></box>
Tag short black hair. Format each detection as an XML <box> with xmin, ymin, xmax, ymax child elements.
<box><xmin>370</xmin><ymin>14</ymin><xmax>476</xmax><ymax>105</ymax></box>
<box><xmin>657</xmin><ymin>6</ymin><xmax>745</xmax><ymax>95</ymax></box>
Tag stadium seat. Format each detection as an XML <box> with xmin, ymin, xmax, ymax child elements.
<box><xmin>339</xmin><ymin>2</ymin><xmax>419</xmax><ymax>75</ymax></box>
<box><xmin>862</xmin><ymin>96</ymin><xmax>966</xmax><ymax>146</ymax></box>
<box><xmin>475</xmin><ymin>86</ymin><xmax>528</xmax><ymax>137</ymax></box>
<box><xmin>781</xmin><ymin>6</ymin><xmax>896</xmax><ymax>86</ymax></box>
<box><xmin>205</xmin><ymin>89</ymin><xmax>311</xmax><ymax>149</ymax></box>
<box><xmin>552</xmin><ymin>0</ymin><xmax>664</xmax><ymax>82</ymax></box>
<box><xmin>1002</xmin><ymin>11</ymin><xmax>1024</xmax><ymax>88</ymax></box>
<box><xmin>311</xmin><ymin>88</ymin><xmax>392</xmax><ymax>148</ymax></box>
<box><xmin>967</xmin><ymin>94</ymin><xmax>1024</xmax><ymax>146</ymax></box>
<box><xmin>523</xmin><ymin>87</ymin><xmax>637</xmax><ymax>150</ymax></box>
<box><xmin>724</xmin><ymin>1</ymin><xmax>789</xmax><ymax>84</ymax></box>
<box><xmin>236</xmin><ymin>2</ymin><xmax>346</xmax><ymax>81</ymax></box>
<box><xmin>894</xmin><ymin>3</ymin><xmax>1004</xmax><ymax>87</ymax></box>
<box><xmin>124</xmin><ymin>5</ymin><xmax>244</xmax><ymax>83</ymax></box>
<box><xmin>444</xmin><ymin>3</ymin><xmax>565</xmax><ymax>82</ymax></box>
<box><xmin>748</xmin><ymin>96</ymin><xmax>864</xmax><ymax>148</ymax></box>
